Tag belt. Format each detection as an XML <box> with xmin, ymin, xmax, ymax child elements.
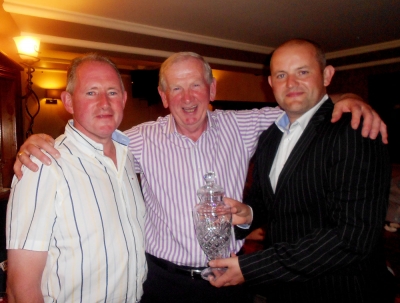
<box><xmin>146</xmin><ymin>253</ymin><xmax>206</xmax><ymax>280</ymax></box>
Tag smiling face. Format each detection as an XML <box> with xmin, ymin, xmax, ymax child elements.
<box><xmin>158</xmin><ymin>57</ymin><xmax>216</xmax><ymax>141</ymax></box>
<box><xmin>268</xmin><ymin>42</ymin><xmax>335</xmax><ymax>123</ymax></box>
<box><xmin>61</xmin><ymin>61</ymin><xmax>127</xmax><ymax>144</ymax></box>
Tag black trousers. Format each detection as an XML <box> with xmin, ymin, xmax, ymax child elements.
<box><xmin>141</xmin><ymin>254</ymin><xmax>254</xmax><ymax>303</ymax></box>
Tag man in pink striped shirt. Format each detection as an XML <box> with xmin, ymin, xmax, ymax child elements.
<box><xmin>14</xmin><ymin>52</ymin><xmax>387</xmax><ymax>303</ymax></box>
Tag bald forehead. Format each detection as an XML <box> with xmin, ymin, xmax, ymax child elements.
<box><xmin>272</xmin><ymin>42</ymin><xmax>316</xmax><ymax>63</ymax></box>
<box><xmin>271</xmin><ymin>40</ymin><xmax>325</xmax><ymax>71</ymax></box>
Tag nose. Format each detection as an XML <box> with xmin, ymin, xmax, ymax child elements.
<box><xmin>183</xmin><ymin>89</ymin><xmax>192</xmax><ymax>103</ymax></box>
<box><xmin>99</xmin><ymin>92</ymin><xmax>111</xmax><ymax>109</ymax></box>
<box><xmin>286</xmin><ymin>74</ymin><xmax>298</xmax><ymax>88</ymax></box>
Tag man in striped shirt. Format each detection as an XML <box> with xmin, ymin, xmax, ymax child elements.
<box><xmin>209</xmin><ymin>39</ymin><xmax>393</xmax><ymax>303</ymax></box>
<box><xmin>6</xmin><ymin>54</ymin><xmax>147</xmax><ymax>302</ymax></box>
<box><xmin>14</xmin><ymin>52</ymin><xmax>387</xmax><ymax>302</ymax></box>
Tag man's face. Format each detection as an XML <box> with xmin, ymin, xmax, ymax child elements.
<box><xmin>268</xmin><ymin>43</ymin><xmax>334</xmax><ymax>122</ymax></box>
<box><xmin>62</xmin><ymin>61</ymin><xmax>127</xmax><ymax>143</ymax></box>
<box><xmin>158</xmin><ymin>57</ymin><xmax>216</xmax><ymax>139</ymax></box>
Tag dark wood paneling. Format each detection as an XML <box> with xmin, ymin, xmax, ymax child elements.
<box><xmin>0</xmin><ymin>52</ymin><xmax>23</xmax><ymax>189</ymax></box>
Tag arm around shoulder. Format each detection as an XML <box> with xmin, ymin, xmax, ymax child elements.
<box><xmin>330</xmin><ymin>94</ymin><xmax>388</xmax><ymax>143</ymax></box>
<box><xmin>13</xmin><ymin>134</ymin><xmax>58</xmax><ymax>180</ymax></box>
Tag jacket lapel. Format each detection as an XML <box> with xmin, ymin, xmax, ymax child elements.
<box><xmin>274</xmin><ymin>99</ymin><xmax>334</xmax><ymax>199</ymax></box>
<box><xmin>258</xmin><ymin>125</ymin><xmax>283</xmax><ymax>200</ymax></box>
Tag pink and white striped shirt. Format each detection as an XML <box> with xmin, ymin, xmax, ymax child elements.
<box><xmin>125</xmin><ymin>108</ymin><xmax>281</xmax><ymax>267</ymax></box>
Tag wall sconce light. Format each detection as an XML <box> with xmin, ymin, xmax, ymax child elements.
<box><xmin>45</xmin><ymin>89</ymin><xmax>63</xmax><ymax>105</ymax></box>
<box><xmin>13</xmin><ymin>36</ymin><xmax>40</xmax><ymax>62</ymax></box>
<box><xmin>13</xmin><ymin>36</ymin><xmax>41</xmax><ymax>137</ymax></box>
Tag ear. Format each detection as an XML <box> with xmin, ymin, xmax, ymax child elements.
<box><xmin>209</xmin><ymin>78</ymin><xmax>217</xmax><ymax>101</ymax></box>
<box><xmin>268</xmin><ymin>76</ymin><xmax>272</xmax><ymax>88</ymax></box>
<box><xmin>323</xmin><ymin>65</ymin><xmax>335</xmax><ymax>87</ymax></box>
<box><xmin>158</xmin><ymin>86</ymin><xmax>169</xmax><ymax>109</ymax></box>
<box><xmin>61</xmin><ymin>91</ymin><xmax>74</xmax><ymax>114</ymax></box>
<box><xmin>122</xmin><ymin>91</ymin><xmax>127</xmax><ymax>108</ymax></box>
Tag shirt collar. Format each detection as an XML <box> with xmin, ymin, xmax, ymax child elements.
<box><xmin>66</xmin><ymin>120</ymin><xmax>130</xmax><ymax>152</ymax></box>
<box><xmin>165</xmin><ymin>110</ymin><xmax>214</xmax><ymax>136</ymax></box>
<box><xmin>275</xmin><ymin>94</ymin><xmax>329</xmax><ymax>133</ymax></box>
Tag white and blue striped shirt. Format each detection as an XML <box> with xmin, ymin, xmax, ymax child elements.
<box><xmin>7</xmin><ymin>120</ymin><xmax>147</xmax><ymax>303</ymax></box>
<box><xmin>125</xmin><ymin>108</ymin><xmax>281</xmax><ymax>267</ymax></box>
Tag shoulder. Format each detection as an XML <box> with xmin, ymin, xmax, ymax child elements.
<box><xmin>211</xmin><ymin>107</ymin><xmax>282</xmax><ymax>134</ymax></box>
<box><xmin>259</xmin><ymin>123</ymin><xmax>279</xmax><ymax>141</ymax></box>
<box><xmin>313</xmin><ymin>100</ymin><xmax>352</xmax><ymax>134</ymax></box>
<box><xmin>252</xmin><ymin>124</ymin><xmax>281</xmax><ymax>156</ymax></box>
<box><xmin>124</xmin><ymin>115</ymin><xmax>170</xmax><ymax>136</ymax></box>
<box><xmin>319</xmin><ymin>110</ymin><xmax>352</xmax><ymax>133</ymax></box>
<box><xmin>213</xmin><ymin>106</ymin><xmax>282</xmax><ymax>118</ymax></box>
<box><xmin>316</xmin><ymin>112</ymin><xmax>386</xmax><ymax>153</ymax></box>
<box><xmin>53</xmin><ymin>134</ymin><xmax>81</xmax><ymax>158</ymax></box>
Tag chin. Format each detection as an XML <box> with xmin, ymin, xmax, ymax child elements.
<box><xmin>97</xmin><ymin>124</ymin><xmax>117</xmax><ymax>134</ymax></box>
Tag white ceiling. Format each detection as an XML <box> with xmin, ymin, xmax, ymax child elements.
<box><xmin>3</xmin><ymin>0</ymin><xmax>400</xmax><ymax>72</ymax></box>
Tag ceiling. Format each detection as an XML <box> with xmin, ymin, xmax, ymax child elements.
<box><xmin>2</xmin><ymin>0</ymin><xmax>400</xmax><ymax>74</ymax></box>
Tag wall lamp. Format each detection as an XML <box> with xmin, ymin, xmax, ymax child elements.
<box><xmin>45</xmin><ymin>89</ymin><xmax>63</xmax><ymax>104</ymax></box>
<box><xmin>13</xmin><ymin>36</ymin><xmax>41</xmax><ymax>137</ymax></box>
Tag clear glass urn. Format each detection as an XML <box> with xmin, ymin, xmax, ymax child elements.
<box><xmin>193</xmin><ymin>171</ymin><xmax>232</xmax><ymax>280</ymax></box>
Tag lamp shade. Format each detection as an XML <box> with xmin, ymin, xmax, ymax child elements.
<box><xmin>46</xmin><ymin>89</ymin><xmax>63</xmax><ymax>100</ymax></box>
<box><xmin>13</xmin><ymin>36</ymin><xmax>40</xmax><ymax>61</ymax></box>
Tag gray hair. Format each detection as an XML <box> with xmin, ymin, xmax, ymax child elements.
<box><xmin>66</xmin><ymin>53</ymin><xmax>125</xmax><ymax>94</ymax></box>
<box><xmin>158</xmin><ymin>52</ymin><xmax>214</xmax><ymax>92</ymax></box>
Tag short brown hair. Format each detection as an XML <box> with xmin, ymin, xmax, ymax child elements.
<box><xmin>66</xmin><ymin>53</ymin><xmax>125</xmax><ymax>94</ymax></box>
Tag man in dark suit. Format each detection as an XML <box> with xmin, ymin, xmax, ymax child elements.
<box><xmin>209</xmin><ymin>39</ymin><xmax>393</xmax><ymax>302</ymax></box>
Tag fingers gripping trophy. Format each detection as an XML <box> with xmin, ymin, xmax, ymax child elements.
<box><xmin>193</xmin><ymin>171</ymin><xmax>232</xmax><ymax>280</ymax></box>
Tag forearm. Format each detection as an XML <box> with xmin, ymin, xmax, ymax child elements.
<box><xmin>8</xmin><ymin>286</ymin><xmax>44</xmax><ymax>303</ymax></box>
<box><xmin>7</xmin><ymin>250</ymin><xmax>47</xmax><ymax>303</ymax></box>
<box><xmin>330</xmin><ymin>93</ymin><xmax>364</xmax><ymax>104</ymax></box>
<box><xmin>238</xmin><ymin>228</ymin><xmax>353</xmax><ymax>284</ymax></box>
<box><xmin>235</xmin><ymin>159</ymin><xmax>267</xmax><ymax>239</ymax></box>
<box><xmin>239</xmin><ymin>219</ymin><xmax>383</xmax><ymax>286</ymax></box>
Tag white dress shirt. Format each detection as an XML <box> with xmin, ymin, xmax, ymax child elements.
<box><xmin>269</xmin><ymin>95</ymin><xmax>329</xmax><ymax>192</ymax></box>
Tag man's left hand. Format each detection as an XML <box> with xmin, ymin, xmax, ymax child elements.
<box><xmin>208</xmin><ymin>253</ymin><xmax>245</xmax><ymax>287</ymax></box>
<box><xmin>331</xmin><ymin>93</ymin><xmax>388</xmax><ymax>144</ymax></box>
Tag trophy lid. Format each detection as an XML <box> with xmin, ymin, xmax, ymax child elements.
<box><xmin>197</xmin><ymin>171</ymin><xmax>224</xmax><ymax>201</ymax></box>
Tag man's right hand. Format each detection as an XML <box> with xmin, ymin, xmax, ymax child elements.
<box><xmin>223</xmin><ymin>197</ymin><xmax>253</xmax><ymax>225</ymax></box>
<box><xmin>14</xmin><ymin>134</ymin><xmax>59</xmax><ymax>180</ymax></box>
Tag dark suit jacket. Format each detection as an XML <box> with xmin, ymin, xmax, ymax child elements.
<box><xmin>237</xmin><ymin>99</ymin><xmax>391</xmax><ymax>303</ymax></box>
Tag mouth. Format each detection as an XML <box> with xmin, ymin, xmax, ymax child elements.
<box><xmin>182</xmin><ymin>105</ymin><xmax>197</xmax><ymax>113</ymax></box>
<box><xmin>286</xmin><ymin>91</ymin><xmax>304</xmax><ymax>98</ymax></box>
<box><xmin>97</xmin><ymin>113</ymin><xmax>113</xmax><ymax>119</ymax></box>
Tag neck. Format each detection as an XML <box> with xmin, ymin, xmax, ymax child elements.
<box><xmin>103</xmin><ymin>140</ymin><xmax>117</xmax><ymax>167</ymax></box>
<box><xmin>176</xmin><ymin>117</ymin><xmax>208</xmax><ymax>142</ymax></box>
<box><xmin>287</xmin><ymin>115</ymin><xmax>300</xmax><ymax>125</ymax></box>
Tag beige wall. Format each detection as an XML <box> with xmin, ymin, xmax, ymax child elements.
<box><xmin>1</xmin><ymin>11</ymin><xmax>271</xmax><ymax>139</ymax></box>
<box><xmin>213</xmin><ymin>69</ymin><xmax>275</xmax><ymax>102</ymax></box>
<box><xmin>0</xmin><ymin>2</ymin><xmax>20</xmax><ymax>64</ymax></box>
<box><xmin>25</xmin><ymin>69</ymin><xmax>270</xmax><ymax>138</ymax></box>
<box><xmin>24</xmin><ymin>70</ymin><xmax>70</xmax><ymax>138</ymax></box>
<box><xmin>26</xmin><ymin>73</ymin><xmax>170</xmax><ymax>138</ymax></box>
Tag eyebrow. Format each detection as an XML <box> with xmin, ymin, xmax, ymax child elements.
<box><xmin>86</xmin><ymin>86</ymin><xmax>121</xmax><ymax>90</ymax></box>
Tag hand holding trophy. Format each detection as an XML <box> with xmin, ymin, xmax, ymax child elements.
<box><xmin>193</xmin><ymin>171</ymin><xmax>232</xmax><ymax>280</ymax></box>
